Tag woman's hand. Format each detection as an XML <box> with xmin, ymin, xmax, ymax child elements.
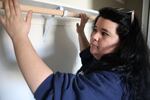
<box><xmin>76</xmin><ymin>13</ymin><xmax>89</xmax><ymax>36</ymax></box>
<box><xmin>0</xmin><ymin>0</ymin><xmax>32</xmax><ymax>41</ymax></box>
<box><xmin>76</xmin><ymin>13</ymin><xmax>89</xmax><ymax>51</ymax></box>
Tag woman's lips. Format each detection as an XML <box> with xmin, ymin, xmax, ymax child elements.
<box><xmin>90</xmin><ymin>43</ymin><xmax>99</xmax><ymax>49</ymax></box>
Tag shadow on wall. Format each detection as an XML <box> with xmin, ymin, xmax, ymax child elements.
<box><xmin>0</xmin><ymin>27</ymin><xmax>18</xmax><ymax>70</ymax></box>
<box><xmin>0</xmin><ymin>17</ymin><xmax>78</xmax><ymax>73</ymax></box>
<box><xmin>41</xmin><ymin>18</ymin><xmax>78</xmax><ymax>73</ymax></box>
<box><xmin>92</xmin><ymin>0</ymin><xmax>125</xmax><ymax>10</ymax></box>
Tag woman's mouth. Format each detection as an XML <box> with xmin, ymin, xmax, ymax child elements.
<box><xmin>90</xmin><ymin>43</ymin><xmax>99</xmax><ymax>49</ymax></box>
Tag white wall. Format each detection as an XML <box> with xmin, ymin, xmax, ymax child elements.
<box><xmin>33</xmin><ymin>0</ymin><xmax>93</xmax><ymax>9</ymax></box>
<box><xmin>125</xmin><ymin>0</ymin><xmax>143</xmax><ymax>22</ymax></box>
<box><xmin>92</xmin><ymin>0</ymin><xmax>125</xmax><ymax>10</ymax></box>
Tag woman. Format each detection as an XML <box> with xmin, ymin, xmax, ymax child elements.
<box><xmin>77</xmin><ymin>8</ymin><xmax>150</xmax><ymax>100</ymax></box>
<box><xmin>0</xmin><ymin>0</ymin><xmax>149</xmax><ymax>100</ymax></box>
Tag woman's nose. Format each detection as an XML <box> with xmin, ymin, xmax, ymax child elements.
<box><xmin>92</xmin><ymin>32</ymin><xmax>102</xmax><ymax>41</ymax></box>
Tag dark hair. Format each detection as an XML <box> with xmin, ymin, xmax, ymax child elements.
<box><xmin>88</xmin><ymin>7</ymin><xmax>150</xmax><ymax>100</ymax></box>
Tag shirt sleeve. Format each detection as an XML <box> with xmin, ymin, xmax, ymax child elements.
<box><xmin>79</xmin><ymin>47</ymin><xmax>93</xmax><ymax>66</ymax></box>
<box><xmin>34</xmin><ymin>71</ymin><xmax>124</xmax><ymax>100</ymax></box>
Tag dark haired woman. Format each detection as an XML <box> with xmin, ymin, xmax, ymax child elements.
<box><xmin>0</xmin><ymin>0</ymin><xmax>149</xmax><ymax>100</ymax></box>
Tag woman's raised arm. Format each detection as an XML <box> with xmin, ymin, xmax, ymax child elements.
<box><xmin>76</xmin><ymin>13</ymin><xmax>90</xmax><ymax>52</ymax></box>
<box><xmin>0</xmin><ymin>0</ymin><xmax>53</xmax><ymax>93</ymax></box>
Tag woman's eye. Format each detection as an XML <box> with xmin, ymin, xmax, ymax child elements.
<box><xmin>101</xmin><ymin>32</ymin><xmax>109</xmax><ymax>36</ymax></box>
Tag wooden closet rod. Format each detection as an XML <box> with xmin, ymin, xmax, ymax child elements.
<box><xmin>0</xmin><ymin>1</ymin><xmax>97</xmax><ymax>21</ymax></box>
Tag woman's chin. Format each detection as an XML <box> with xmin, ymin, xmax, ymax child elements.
<box><xmin>90</xmin><ymin>46</ymin><xmax>98</xmax><ymax>53</ymax></box>
<box><xmin>90</xmin><ymin>48</ymin><xmax>101</xmax><ymax>58</ymax></box>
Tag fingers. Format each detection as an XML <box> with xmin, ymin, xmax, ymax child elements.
<box><xmin>79</xmin><ymin>13</ymin><xmax>89</xmax><ymax>19</ymax></box>
<box><xmin>0</xmin><ymin>16</ymin><xmax>5</xmax><ymax>25</ymax></box>
<box><xmin>9</xmin><ymin>0</ymin><xmax>16</xmax><ymax>16</ymax></box>
<box><xmin>80</xmin><ymin>13</ymin><xmax>86</xmax><ymax>18</ymax></box>
<box><xmin>13</xmin><ymin>0</ymin><xmax>21</xmax><ymax>16</ymax></box>
<box><xmin>79</xmin><ymin>13</ymin><xmax>89</xmax><ymax>25</ymax></box>
<box><xmin>4</xmin><ymin>0</ymin><xmax>10</xmax><ymax>18</ymax></box>
<box><xmin>4</xmin><ymin>0</ymin><xmax>17</xmax><ymax>18</ymax></box>
<box><xmin>26</xmin><ymin>11</ymin><xmax>32</xmax><ymax>24</ymax></box>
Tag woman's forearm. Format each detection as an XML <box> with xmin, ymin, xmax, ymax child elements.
<box><xmin>12</xmin><ymin>37</ymin><xmax>53</xmax><ymax>93</ymax></box>
<box><xmin>78</xmin><ymin>33</ymin><xmax>89</xmax><ymax>52</ymax></box>
<box><xmin>76</xmin><ymin>14</ymin><xmax>89</xmax><ymax>52</ymax></box>
<box><xmin>0</xmin><ymin>0</ymin><xmax>53</xmax><ymax>94</ymax></box>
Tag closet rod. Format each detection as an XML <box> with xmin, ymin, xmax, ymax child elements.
<box><xmin>0</xmin><ymin>1</ymin><xmax>97</xmax><ymax>21</ymax></box>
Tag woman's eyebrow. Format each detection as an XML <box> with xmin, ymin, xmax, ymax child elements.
<box><xmin>101</xmin><ymin>28</ymin><xmax>112</xmax><ymax>34</ymax></box>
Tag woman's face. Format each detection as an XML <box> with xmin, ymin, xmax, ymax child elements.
<box><xmin>90</xmin><ymin>17</ymin><xmax>120</xmax><ymax>59</ymax></box>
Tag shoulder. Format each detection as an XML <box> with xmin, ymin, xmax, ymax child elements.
<box><xmin>83</xmin><ymin>71</ymin><xmax>123</xmax><ymax>90</ymax></box>
<box><xmin>34</xmin><ymin>71</ymin><xmax>125</xmax><ymax>100</ymax></box>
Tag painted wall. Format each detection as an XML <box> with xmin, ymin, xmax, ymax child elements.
<box><xmin>45</xmin><ymin>0</ymin><xmax>93</xmax><ymax>9</ymax></box>
<box><xmin>125</xmin><ymin>0</ymin><xmax>143</xmax><ymax>23</ymax></box>
<box><xmin>92</xmin><ymin>0</ymin><xmax>125</xmax><ymax>10</ymax></box>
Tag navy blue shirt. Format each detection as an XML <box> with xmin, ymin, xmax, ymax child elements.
<box><xmin>34</xmin><ymin>48</ymin><xmax>129</xmax><ymax>100</ymax></box>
